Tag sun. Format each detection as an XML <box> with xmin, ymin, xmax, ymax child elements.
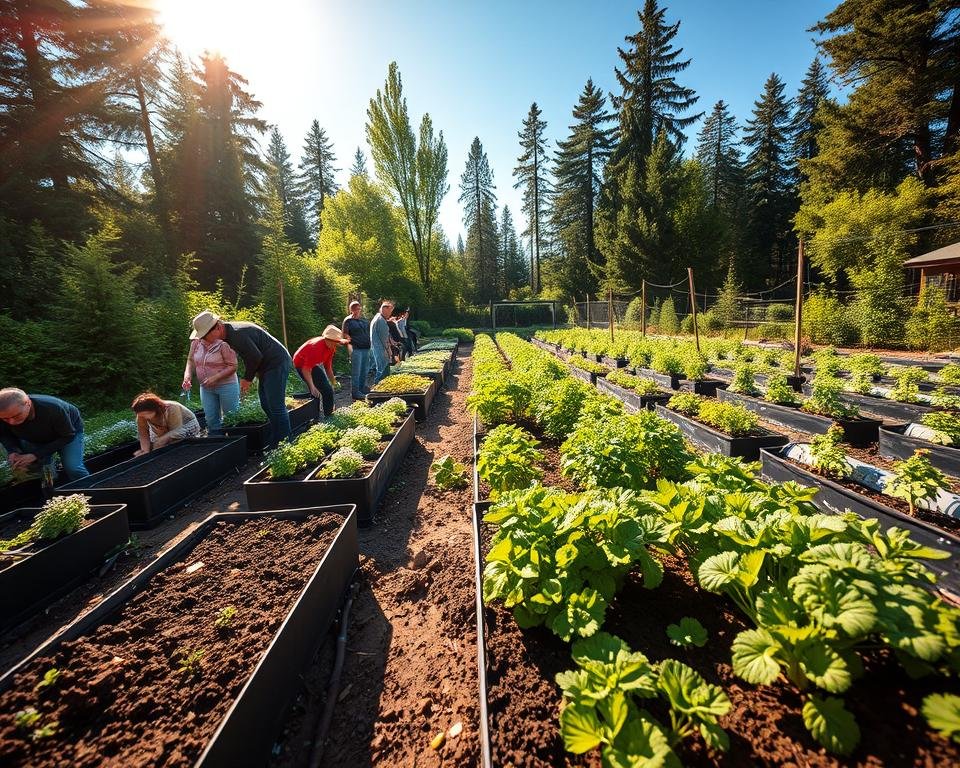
<box><xmin>155</xmin><ymin>0</ymin><xmax>254</xmax><ymax>58</ymax></box>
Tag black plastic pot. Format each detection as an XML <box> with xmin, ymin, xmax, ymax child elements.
<box><xmin>760</xmin><ymin>447</ymin><xmax>960</xmax><ymax>593</ymax></box>
<box><xmin>596</xmin><ymin>377</ymin><xmax>672</xmax><ymax>411</ymax></box>
<box><xmin>0</xmin><ymin>503</ymin><xmax>129</xmax><ymax>631</ymax></box>
<box><xmin>223</xmin><ymin>396</ymin><xmax>320</xmax><ymax>453</ymax></box>
<box><xmin>244</xmin><ymin>411</ymin><xmax>416</xmax><ymax>526</ymax></box>
<box><xmin>717</xmin><ymin>389</ymin><xmax>882</xmax><ymax>446</ymax></box>
<box><xmin>600</xmin><ymin>355</ymin><xmax>628</xmax><ymax>369</ymax></box>
<box><xmin>366</xmin><ymin>381</ymin><xmax>436</xmax><ymax>422</ymax></box>
<box><xmin>569</xmin><ymin>365</ymin><xmax>598</xmax><ymax>386</ymax></box>
<box><xmin>0</xmin><ymin>504</ymin><xmax>359</xmax><ymax>768</ymax></box>
<box><xmin>635</xmin><ymin>367</ymin><xmax>681</xmax><ymax>390</ymax></box>
<box><xmin>680</xmin><ymin>379</ymin><xmax>727</xmax><ymax>397</ymax></box>
<box><xmin>654</xmin><ymin>404</ymin><xmax>789</xmax><ymax>461</ymax></box>
<box><xmin>54</xmin><ymin>437</ymin><xmax>247</xmax><ymax>529</ymax></box>
<box><xmin>879</xmin><ymin>425</ymin><xmax>960</xmax><ymax>479</ymax></box>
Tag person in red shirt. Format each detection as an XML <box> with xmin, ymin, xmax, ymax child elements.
<box><xmin>292</xmin><ymin>326</ymin><xmax>347</xmax><ymax>417</ymax></box>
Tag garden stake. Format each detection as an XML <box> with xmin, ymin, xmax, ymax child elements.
<box><xmin>641</xmin><ymin>280</ymin><xmax>647</xmax><ymax>336</ymax></box>
<box><xmin>687</xmin><ymin>267</ymin><xmax>700</xmax><ymax>353</ymax></box>
<box><xmin>794</xmin><ymin>238</ymin><xmax>804</xmax><ymax>379</ymax></box>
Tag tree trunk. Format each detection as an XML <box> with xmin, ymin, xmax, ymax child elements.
<box><xmin>134</xmin><ymin>68</ymin><xmax>174</xmax><ymax>256</ymax></box>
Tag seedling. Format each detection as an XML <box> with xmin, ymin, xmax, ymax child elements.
<box><xmin>177</xmin><ymin>647</ymin><xmax>205</xmax><ymax>676</ymax></box>
<box><xmin>809</xmin><ymin>426</ymin><xmax>850</xmax><ymax>479</ymax></box>
<box><xmin>667</xmin><ymin>617</ymin><xmax>708</xmax><ymax>648</ymax></box>
<box><xmin>14</xmin><ymin>708</ymin><xmax>40</xmax><ymax>731</ymax></box>
<box><xmin>887</xmin><ymin>450</ymin><xmax>948</xmax><ymax>516</ymax></box>
<box><xmin>214</xmin><ymin>605</ymin><xmax>237</xmax><ymax>630</ymax></box>
<box><xmin>430</xmin><ymin>455</ymin><xmax>469</xmax><ymax>490</ymax></box>
<box><xmin>35</xmin><ymin>668</ymin><xmax>60</xmax><ymax>692</ymax></box>
<box><xmin>31</xmin><ymin>722</ymin><xmax>58</xmax><ymax>741</ymax></box>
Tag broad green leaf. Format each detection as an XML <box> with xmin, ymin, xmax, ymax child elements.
<box><xmin>731</xmin><ymin>628</ymin><xmax>781</xmax><ymax>685</ymax></box>
<box><xmin>699</xmin><ymin>719</ymin><xmax>730</xmax><ymax>752</ymax></box>
<box><xmin>636</xmin><ymin>550</ymin><xmax>664</xmax><ymax>589</ymax></box>
<box><xmin>556</xmin><ymin>542</ymin><xmax>579</xmax><ymax>568</ymax></box>
<box><xmin>551</xmin><ymin>588</ymin><xmax>605</xmax><ymax>641</ymax></box>
<box><xmin>657</xmin><ymin>659</ymin><xmax>731</xmax><ymax>718</ymax></box>
<box><xmin>922</xmin><ymin>693</ymin><xmax>960</xmax><ymax>743</ymax></box>
<box><xmin>604</xmin><ymin>715</ymin><xmax>681</xmax><ymax>768</ymax></box>
<box><xmin>797</xmin><ymin>641</ymin><xmax>852</xmax><ymax>694</ymax></box>
<box><xmin>597</xmin><ymin>690</ymin><xmax>629</xmax><ymax>739</ymax></box>
<box><xmin>698</xmin><ymin>551</ymin><xmax>740</xmax><ymax>592</ymax></box>
<box><xmin>736</xmin><ymin>549</ymin><xmax>766</xmax><ymax>588</ymax></box>
<box><xmin>790</xmin><ymin>566</ymin><xmax>877</xmax><ymax>637</ymax></box>
<box><xmin>802</xmin><ymin>695</ymin><xmax>860</xmax><ymax>756</ymax></box>
<box><xmin>560</xmin><ymin>703</ymin><xmax>604</xmax><ymax>753</ymax></box>
<box><xmin>667</xmin><ymin>617</ymin><xmax>708</xmax><ymax>648</ymax></box>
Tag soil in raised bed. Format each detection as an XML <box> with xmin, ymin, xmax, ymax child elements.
<box><xmin>0</xmin><ymin>514</ymin><xmax>342</xmax><ymax>767</ymax></box>
<box><xmin>88</xmin><ymin>443</ymin><xmax>219</xmax><ymax>488</ymax></box>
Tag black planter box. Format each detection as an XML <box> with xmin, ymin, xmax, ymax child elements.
<box><xmin>600</xmin><ymin>355</ymin><xmax>628</xmax><ymax>369</ymax></box>
<box><xmin>654</xmin><ymin>404</ymin><xmax>789</xmax><ymax>461</ymax></box>
<box><xmin>397</xmin><ymin>366</ymin><xmax>444</xmax><ymax>388</ymax></box>
<box><xmin>596</xmin><ymin>377</ymin><xmax>672</xmax><ymax>411</ymax></box>
<box><xmin>244</xmin><ymin>412</ymin><xmax>416</xmax><ymax>526</ymax></box>
<box><xmin>0</xmin><ymin>504</ymin><xmax>359</xmax><ymax>768</ymax></box>
<box><xmin>680</xmin><ymin>379</ymin><xmax>727</xmax><ymax>397</ymax></box>
<box><xmin>84</xmin><ymin>441</ymin><xmax>139</xmax><ymax>474</ymax></box>
<box><xmin>838</xmin><ymin>391</ymin><xmax>931</xmax><ymax>424</ymax></box>
<box><xmin>635</xmin><ymin>367</ymin><xmax>681</xmax><ymax>390</ymax></box>
<box><xmin>717</xmin><ymin>388</ymin><xmax>882</xmax><ymax>446</ymax></box>
<box><xmin>569</xmin><ymin>365</ymin><xmax>598</xmax><ymax>386</ymax></box>
<box><xmin>223</xmin><ymin>396</ymin><xmax>320</xmax><ymax>453</ymax></box>
<box><xmin>760</xmin><ymin>447</ymin><xmax>960</xmax><ymax>594</ymax></box>
<box><xmin>54</xmin><ymin>437</ymin><xmax>247</xmax><ymax>529</ymax></box>
<box><xmin>0</xmin><ymin>503</ymin><xmax>129</xmax><ymax>631</ymax></box>
<box><xmin>367</xmin><ymin>381</ymin><xmax>436</xmax><ymax>422</ymax></box>
<box><xmin>879</xmin><ymin>425</ymin><xmax>960</xmax><ymax>479</ymax></box>
<box><xmin>0</xmin><ymin>478</ymin><xmax>43</xmax><ymax>514</ymax></box>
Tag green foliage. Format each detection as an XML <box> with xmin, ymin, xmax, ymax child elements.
<box><xmin>889</xmin><ymin>366</ymin><xmax>929</xmax><ymax>404</ymax></box>
<box><xmin>802</xmin><ymin>696</ymin><xmax>860</xmax><ymax>756</ymax></box>
<box><xmin>221</xmin><ymin>397</ymin><xmax>268</xmax><ymax>427</ymax></box>
<box><xmin>766</xmin><ymin>304</ymin><xmax>793</xmax><ymax>322</ymax></box>
<box><xmin>177</xmin><ymin>647</ymin><xmax>205</xmax><ymax>676</ymax></box>
<box><xmin>430</xmin><ymin>455</ymin><xmax>469</xmax><ymax>490</ymax></box>
<box><xmin>667</xmin><ymin>392</ymin><xmax>702</xmax><ymax>417</ymax></box>
<box><xmin>803</xmin><ymin>374</ymin><xmax>858</xmax><ymax>419</ymax></box>
<box><xmin>921</xmin><ymin>412</ymin><xmax>960</xmax><ymax>445</ymax></box>
<box><xmin>650</xmin><ymin>349</ymin><xmax>683</xmax><ymax>376</ymax></box>
<box><xmin>939</xmin><ymin>364</ymin><xmax>960</xmax><ymax>387</ymax></box>
<box><xmin>606</xmin><ymin>369</ymin><xmax>663</xmax><ymax>395</ymax></box>
<box><xmin>317</xmin><ymin>447</ymin><xmax>365</xmax><ymax>479</ymax></box>
<box><xmin>847</xmin><ymin>354</ymin><xmax>884</xmax><ymax>394</ymax></box>
<box><xmin>265</xmin><ymin>441</ymin><xmax>305</xmax><ymax>480</ymax></box>
<box><xmin>370</xmin><ymin>374</ymin><xmax>432</xmax><ymax>394</ymax></box>
<box><xmin>810</xmin><ymin>426</ymin><xmax>851</xmax><ymax>479</ymax></box>
<box><xmin>887</xmin><ymin>450</ymin><xmax>948</xmax><ymax>516</ymax></box>
<box><xmin>477</xmin><ymin>424</ymin><xmax>543</xmax><ymax>498</ymax></box>
<box><xmin>696</xmin><ymin>400</ymin><xmax>759</xmax><ymax>437</ymax></box>
<box><xmin>35</xmin><ymin>668</ymin><xmax>60</xmax><ymax>692</ymax></box>
<box><xmin>658</xmin><ymin>296</ymin><xmax>679</xmax><ymax>335</ymax></box>
<box><xmin>535</xmin><ymin>378</ymin><xmax>595</xmax><ymax>440</ymax></box>
<box><xmin>442</xmin><ymin>327</ymin><xmax>474</xmax><ymax>342</ymax></box>
<box><xmin>338</xmin><ymin>426</ymin><xmax>381</xmax><ymax>456</ymax></box>
<box><xmin>624</xmin><ymin>296</ymin><xmax>645</xmax><ymax>328</ymax></box>
<box><xmin>906</xmin><ymin>284</ymin><xmax>957</xmax><ymax>353</ymax></box>
<box><xmin>667</xmin><ymin>617</ymin><xmax>708</xmax><ymax>648</ymax></box>
<box><xmin>802</xmin><ymin>293</ymin><xmax>858</xmax><ymax>346</ymax></box>
<box><xmin>923</xmin><ymin>693</ymin><xmax>960</xmax><ymax>744</ymax></box>
<box><xmin>713</xmin><ymin>265</ymin><xmax>742</xmax><ymax>329</ymax></box>
<box><xmin>680</xmin><ymin>350</ymin><xmax>709</xmax><ymax>381</ymax></box>
<box><xmin>83</xmin><ymin>419</ymin><xmax>138</xmax><ymax>457</ymax></box>
<box><xmin>729</xmin><ymin>364</ymin><xmax>760</xmax><ymax>396</ymax></box>
<box><xmin>765</xmin><ymin>373</ymin><xmax>800</xmax><ymax>405</ymax></box>
<box><xmin>214</xmin><ymin>605</ymin><xmax>237</xmax><ymax>630</ymax></box>
<box><xmin>568</xmin><ymin>356</ymin><xmax>611</xmax><ymax>376</ymax></box>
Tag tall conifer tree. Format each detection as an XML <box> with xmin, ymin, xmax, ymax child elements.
<box><xmin>350</xmin><ymin>147</ymin><xmax>368</xmax><ymax>177</ymax></box>
<box><xmin>297</xmin><ymin>120</ymin><xmax>339</xmax><ymax>236</ymax></box>
<box><xmin>513</xmin><ymin>102</ymin><xmax>550</xmax><ymax>292</ymax></box>
<box><xmin>266</xmin><ymin>127</ymin><xmax>312</xmax><ymax>250</ymax></box>
<box><xmin>789</xmin><ymin>56</ymin><xmax>830</xmax><ymax>182</ymax></box>
<box><xmin>460</xmin><ymin>137</ymin><xmax>499</xmax><ymax>303</ymax></box>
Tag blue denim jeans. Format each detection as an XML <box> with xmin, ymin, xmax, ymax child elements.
<box><xmin>23</xmin><ymin>432</ymin><xmax>89</xmax><ymax>482</ymax></box>
<box><xmin>297</xmin><ymin>365</ymin><xmax>334</xmax><ymax>417</ymax></box>
<box><xmin>372</xmin><ymin>346</ymin><xmax>391</xmax><ymax>385</ymax></box>
<box><xmin>351</xmin><ymin>347</ymin><xmax>372</xmax><ymax>398</ymax></box>
<box><xmin>258</xmin><ymin>358</ymin><xmax>293</xmax><ymax>448</ymax></box>
<box><xmin>200</xmin><ymin>376</ymin><xmax>241</xmax><ymax>433</ymax></box>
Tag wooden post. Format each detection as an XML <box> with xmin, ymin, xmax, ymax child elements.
<box><xmin>793</xmin><ymin>239</ymin><xmax>805</xmax><ymax>379</ymax></box>
<box><xmin>687</xmin><ymin>267</ymin><xmax>700</xmax><ymax>352</ymax></box>
<box><xmin>278</xmin><ymin>278</ymin><xmax>288</xmax><ymax>349</ymax></box>
<box><xmin>641</xmin><ymin>280</ymin><xmax>647</xmax><ymax>337</ymax></box>
<box><xmin>608</xmin><ymin>286</ymin><xmax>614</xmax><ymax>342</ymax></box>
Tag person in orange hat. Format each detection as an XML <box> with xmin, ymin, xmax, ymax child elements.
<box><xmin>292</xmin><ymin>326</ymin><xmax>347</xmax><ymax>417</ymax></box>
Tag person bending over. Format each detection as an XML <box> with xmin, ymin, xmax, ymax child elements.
<box><xmin>0</xmin><ymin>388</ymin><xmax>89</xmax><ymax>481</ymax></box>
<box><xmin>131</xmin><ymin>392</ymin><xmax>201</xmax><ymax>456</ymax></box>
<box><xmin>292</xmin><ymin>326</ymin><xmax>346</xmax><ymax>417</ymax></box>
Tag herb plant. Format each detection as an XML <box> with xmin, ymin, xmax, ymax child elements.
<box><xmin>889</xmin><ymin>366</ymin><xmax>929</xmax><ymax>404</ymax></box>
<box><xmin>220</xmin><ymin>397</ymin><xmax>267</xmax><ymax>427</ymax></box>
<box><xmin>569</xmin><ymin>356</ymin><xmax>611</xmax><ymax>376</ymax></box>
<box><xmin>696</xmin><ymin>400</ymin><xmax>759</xmax><ymax>437</ymax></box>
<box><xmin>764</xmin><ymin>373</ymin><xmax>800</xmax><ymax>405</ymax></box>
<box><xmin>886</xmin><ymin>450</ymin><xmax>948</xmax><ymax>516</ymax></box>
<box><xmin>809</xmin><ymin>426</ymin><xmax>850</xmax><ymax>479</ymax></box>
<box><xmin>265</xmin><ymin>441</ymin><xmax>304</xmax><ymax>480</ymax></box>
<box><xmin>729</xmin><ymin>364</ymin><xmax>760</xmax><ymax>396</ymax></box>
<box><xmin>370</xmin><ymin>373</ymin><xmax>432</xmax><ymax>394</ymax></box>
<box><xmin>337</xmin><ymin>426</ymin><xmax>381</xmax><ymax>456</ymax></box>
<box><xmin>177</xmin><ymin>647</ymin><xmax>205</xmax><ymax>676</ymax></box>
<box><xmin>477</xmin><ymin>424</ymin><xmax>543</xmax><ymax>498</ymax></box>
<box><xmin>535</xmin><ymin>379</ymin><xmax>594</xmax><ymax>439</ymax></box>
<box><xmin>317</xmin><ymin>447</ymin><xmax>365</xmax><ymax>479</ymax></box>
<box><xmin>803</xmin><ymin>375</ymin><xmax>858</xmax><ymax>419</ymax></box>
<box><xmin>938</xmin><ymin>364</ymin><xmax>960</xmax><ymax>387</ymax></box>
<box><xmin>667</xmin><ymin>392</ymin><xmax>702</xmax><ymax>417</ymax></box>
<box><xmin>650</xmin><ymin>349</ymin><xmax>684</xmax><ymax>376</ymax></box>
<box><xmin>430</xmin><ymin>455</ymin><xmax>469</xmax><ymax>490</ymax></box>
<box><xmin>848</xmin><ymin>354</ymin><xmax>884</xmax><ymax>394</ymax></box>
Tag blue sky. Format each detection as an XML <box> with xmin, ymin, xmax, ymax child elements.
<box><xmin>159</xmin><ymin>0</ymin><xmax>839</xmax><ymax>245</ymax></box>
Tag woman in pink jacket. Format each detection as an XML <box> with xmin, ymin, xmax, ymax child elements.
<box><xmin>182</xmin><ymin>334</ymin><xmax>240</xmax><ymax>433</ymax></box>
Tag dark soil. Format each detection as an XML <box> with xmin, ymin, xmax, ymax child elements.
<box><xmin>89</xmin><ymin>443</ymin><xmax>218</xmax><ymax>488</ymax></box>
<box><xmin>0</xmin><ymin>515</ymin><xmax>342</xmax><ymax>767</ymax></box>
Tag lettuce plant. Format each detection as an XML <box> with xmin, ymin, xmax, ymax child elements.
<box><xmin>534</xmin><ymin>378</ymin><xmax>594</xmax><ymax>439</ymax></box>
<box><xmin>477</xmin><ymin>424</ymin><xmax>543</xmax><ymax>498</ymax></box>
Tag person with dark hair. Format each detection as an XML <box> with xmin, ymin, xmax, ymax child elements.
<box><xmin>387</xmin><ymin>313</ymin><xmax>405</xmax><ymax>363</ymax></box>
<box><xmin>403</xmin><ymin>307</ymin><xmax>419</xmax><ymax>353</ymax></box>
<box><xmin>370</xmin><ymin>300</ymin><xmax>394</xmax><ymax>384</ymax></box>
<box><xmin>341</xmin><ymin>300</ymin><xmax>372</xmax><ymax>400</ymax></box>
<box><xmin>131</xmin><ymin>392</ymin><xmax>200</xmax><ymax>456</ymax></box>
<box><xmin>189</xmin><ymin>311</ymin><xmax>293</xmax><ymax>449</ymax></box>
<box><xmin>0</xmin><ymin>388</ymin><xmax>89</xmax><ymax>481</ymax></box>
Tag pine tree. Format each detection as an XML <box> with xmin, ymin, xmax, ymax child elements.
<box><xmin>789</xmin><ymin>56</ymin><xmax>830</xmax><ymax>181</ymax></box>
<box><xmin>266</xmin><ymin>127</ymin><xmax>312</xmax><ymax>250</ymax></box>
<box><xmin>695</xmin><ymin>101</ymin><xmax>742</xmax><ymax>210</ymax></box>
<box><xmin>350</xmin><ymin>147</ymin><xmax>368</xmax><ymax>177</ymax></box>
<box><xmin>513</xmin><ymin>102</ymin><xmax>550</xmax><ymax>292</ymax></box>
<box><xmin>551</xmin><ymin>79</ymin><xmax>616</xmax><ymax>297</ymax></box>
<box><xmin>743</xmin><ymin>73</ymin><xmax>794</xmax><ymax>283</ymax></box>
<box><xmin>500</xmin><ymin>206</ymin><xmax>528</xmax><ymax>294</ymax></box>
<box><xmin>297</xmin><ymin>119</ymin><xmax>339</xmax><ymax>236</ymax></box>
<box><xmin>459</xmin><ymin>137</ymin><xmax>499</xmax><ymax>303</ymax></box>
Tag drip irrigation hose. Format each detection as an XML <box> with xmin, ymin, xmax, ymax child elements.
<box><xmin>308</xmin><ymin>580</ymin><xmax>359</xmax><ymax>768</ymax></box>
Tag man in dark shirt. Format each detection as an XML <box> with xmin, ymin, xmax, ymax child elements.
<box><xmin>341</xmin><ymin>300</ymin><xmax>372</xmax><ymax>400</ymax></box>
<box><xmin>0</xmin><ymin>388</ymin><xmax>89</xmax><ymax>481</ymax></box>
<box><xmin>190</xmin><ymin>311</ymin><xmax>294</xmax><ymax>448</ymax></box>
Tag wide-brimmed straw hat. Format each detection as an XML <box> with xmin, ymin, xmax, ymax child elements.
<box><xmin>190</xmin><ymin>310</ymin><xmax>221</xmax><ymax>340</ymax></box>
<box><xmin>321</xmin><ymin>324</ymin><xmax>344</xmax><ymax>342</ymax></box>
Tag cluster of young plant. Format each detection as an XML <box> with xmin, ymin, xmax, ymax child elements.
<box><xmin>938</xmin><ymin>364</ymin><xmax>960</xmax><ymax>387</ymax></box>
<box><xmin>679</xmin><ymin>349</ymin><xmax>710</xmax><ymax>381</ymax></box>
<box><xmin>83</xmin><ymin>419</ymin><xmax>138</xmax><ymax>457</ymax></box>
<box><xmin>888</xmin><ymin>365</ymin><xmax>930</xmax><ymax>404</ymax></box>
<box><xmin>649</xmin><ymin>349</ymin><xmax>684</xmax><ymax>376</ymax></box>
<box><xmin>887</xmin><ymin>450</ymin><xmax>950</xmax><ymax>516</ymax></box>
<box><xmin>0</xmin><ymin>494</ymin><xmax>90</xmax><ymax>553</ymax></box>
<box><xmin>220</xmin><ymin>396</ymin><xmax>268</xmax><ymax>428</ymax></box>
<box><xmin>764</xmin><ymin>373</ymin><xmax>801</xmax><ymax>405</ymax></box>
<box><xmin>727</xmin><ymin>363</ymin><xmax>760</xmax><ymax>396</ymax></box>
<box><xmin>316</xmin><ymin>447</ymin><xmax>365</xmax><ymax>479</ymax></box>
<box><xmin>0</xmin><ymin>458</ymin><xmax>32</xmax><ymax>488</ymax></box>
<box><xmin>555</xmin><ymin>632</ymin><xmax>731</xmax><ymax>763</ymax></box>
<box><xmin>369</xmin><ymin>373</ymin><xmax>432</xmax><ymax>394</ymax></box>
<box><xmin>534</xmin><ymin>378</ymin><xmax>596</xmax><ymax>440</ymax></box>
<box><xmin>650</xmin><ymin>456</ymin><xmax>960</xmax><ymax>755</ymax></box>
<box><xmin>802</xmin><ymin>373</ymin><xmax>859</xmax><ymax>419</ymax></box>
<box><xmin>477</xmin><ymin>424</ymin><xmax>543</xmax><ymax>498</ymax></box>
<box><xmin>337</xmin><ymin>426</ymin><xmax>382</xmax><ymax>457</ymax></box>
<box><xmin>605</xmin><ymin>368</ymin><xmax>664</xmax><ymax>396</ymax></box>
<box><xmin>809</xmin><ymin>347</ymin><xmax>843</xmax><ymax>377</ymax></box>
<box><xmin>666</xmin><ymin>393</ymin><xmax>760</xmax><ymax>437</ymax></box>
<box><xmin>483</xmin><ymin>486</ymin><xmax>672</xmax><ymax>640</ymax></box>
<box><xmin>264</xmin><ymin>424</ymin><xmax>341</xmax><ymax>479</ymax></box>
<box><xmin>568</xmin><ymin>355</ymin><xmax>611</xmax><ymax>376</ymax></box>
<box><xmin>809</xmin><ymin>425</ymin><xmax>852</xmax><ymax>479</ymax></box>
<box><xmin>430</xmin><ymin>455</ymin><xmax>469</xmax><ymax>490</ymax></box>
<box><xmin>920</xmin><ymin>411</ymin><xmax>960</xmax><ymax>445</ymax></box>
<box><xmin>846</xmin><ymin>354</ymin><xmax>885</xmax><ymax>395</ymax></box>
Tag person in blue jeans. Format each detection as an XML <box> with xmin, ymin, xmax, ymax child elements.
<box><xmin>182</xmin><ymin>334</ymin><xmax>240</xmax><ymax>433</ymax></box>
<box><xmin>190</xmin><ymin>311</ymin><xmax>293</xmax><ymax>449</ymax></box>
<box><xmin>0</xmin><ymin>388</ymin><xmax>89</xmax><ymax>481</ymax></box>
<box><xmin>341</xmin><ymin>300</ymin><xmax>372</xmax><ymax>399</ymax></box>
<box><xmin>370</xmin><ymin>300</ymin><xmax>394</xmax><ymax>384</ymax></box>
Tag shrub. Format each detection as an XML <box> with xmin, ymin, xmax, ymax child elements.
<box><xmin>408</xmin><ymin>319</ymin><xmax>432</xmax><ymax>336</ymax></box>
<box><xmin>764</xmin><ymin>373</ymin><xmax>800</xmax><ymax>405</ymax></box>
<box><xmin>647</xmin><ymin>299</ymin><xmax>661</xmax><ymax>330</ymax></box>
<box><xmin>658</xmin><ymin>296</ymin><xmax>679</xmax><ymax>335</ymax></box>
<box><xmin>729</xmin><ymin>364</ymin><xmax>760</xmax><ymax>396</ymax></box>
<box><xmin>756</xmin><ymin>322</ymin><xmax>791</xmax><ymax>340</ymax></box>
<box><xmin>803</xmin><ymin>293</ymin><xmax>859</xmax><ymax>346</ymax></box>
<box><xmin>766</xmin><ymin>303</ymin><xmax>793</xmax><ymax>322</ymax></box>
<box><xmin>905</xmin><ymin>284</ymin><xmax>957</xmax><ymax>352</ymax></box>
<box><xmin>442</xmin><ymin>327</ymin><xmax>475</xmax><ymax>342</ymax></box>
<box><xmin>624</xmin><ymin>296</ymin><xmax>644</xmax><ymax>328</ymax></box>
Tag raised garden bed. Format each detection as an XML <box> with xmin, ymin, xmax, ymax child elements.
<box><xmin>710</xmin><ymin>366</ymin><xmax>804</xmax><ymax>391</ymax></box>
<box><xmin>838</xmin><ymin>391</ymin><xmax>931</xmax><ymax>424</ymax></box>
<box><xmin>568</xmin><ymin>364</ymin><xmax>599</xmax><ymax>386</ymax></box>
<box><xmin>366</xmin><ymin>380</ymin><xmax>437</xmax><ymax>422</ymax></box>
<box><xmin>634</xmin><ymin>367</ymin><xmax>681</xmax><ymax>390</ymax></box>
<box><xmin>599</xmin><ymin>355</ymin><xmax>628</xmax><ymax>369</ymax></box>
<box><xmin>84</xmin><ymin>441</ymin><xmax>139</xmax><ymax>474</ymax></box>
<box><xmin>223</xmin><ymin>395</ymin><xmax>319</xmax><ymax>453</ymax></box>
<box><xmin>54</xmin><ymin>438</ymin><xmax>247</xmax><ymax>529</ymax></box>
<box><xmin>0</xmin><ymin>478</ymin><xmax>44</xmax><ymax>515</ymax></box>
<box><xmin>0</xmin><ymin>503</ymin><xmax>129</xmax><ymax>631</ymax></box>
<box><xmin>0</xmin><ymin>505</ymin><xmax>359</xmax><ymax>768</ymax></box>
<box><xmin>596</xmin><ymin>376</ymin><xmax>672</xmax><ymax>411</ymax></box>
<box><xmin>879</xmin><ymin>424</ymin><xmax>960</xmax><ymax>479</ymax></box>
<box><xmin>717</xmin><ymin>388</ymin><xmax>882</xmax><ymax>446</ymax></box>
<box><xmin>654</xmin><ymin>403</ymin><xmax>789</xmax><ymax>461</ymax></box>
<box><xmin>679</xmin><ymin>378</ymin><xmax>727</xmax><ymax>397</ymax></box>
<box><xmin>760</xmin><ymin>446</ymin><xmax>960</xmax><ymax>595</ymax></box>
<box><xmin>243</xmin><ymin>411</ymin><xmax>415</xmax><ymax>526</ymax></box>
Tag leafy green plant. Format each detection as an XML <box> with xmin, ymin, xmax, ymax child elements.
<box><xmin>889</xmin><ymin>365</ymin><xmax>929</xmax><ymax>404</ymax></box>
<box><xmin>847</xmin><ymin>353</ymin><xmax>885</xmax><ymax>395</ymax></box>
<box><xmin>441</xmin><ymin>327</ymin><xmax>474</xmax><ymax>342</ymax></box>
<box><xmin>938</xmin><ymin>364</ymin><xmax>960</xmax><ymax>387</ymax></box>
<box><xmin>295</xmin><ymin>424</ymin><xmax>341</xmax><ymax>462</ymax></box>
<box><xmin>650</xmin><ymin>349</ymin><xmax>683</xmax><ymax>376</ymax></box>
<box><xmin>83</xmin><ymin>419</ymin><xmax>138</xmax><ymax>457</ymax></box>
<box><xmin>430</xmin><ymin>455</ymin><xmax>469</xmax><ymax>490</ymax></box>
<box><xmin>803</xmin><ymin>374</ymin><xmax>858</xmax><ymax>419</ymax></box>
<box><xmin>1</xmin><ymin>494</ymin><xmax>91</xmax><ymax>552</ymax></box>
<box><xmin>886</xmin><ymin>450</ymin><xmax>948</xmax><ymax>516</ymax></box>
<box><xmin>214</xmin><ymin>605</ymin><xmax>237</xmax><ymax>630</ymax></box>
<box><xmin>378</xmin><ymin>397</ymin><xmax>410</xmax><ymax>417</ymax></box>
<box><xmin>14</xmin><ymin>708</ymin><xmax>40</xmax><ymax>731</ymax></box>
<box><xmin>220</xmin><ymin>396</ymin><xmax>267</xmax><ymax>427</ymax></box>
<box><xmin>477</xmin><ymin>424</ymin><xmax>543</xmax><ymax>498</ymax></box>
<box><xmin>728</xmin><ymin>364</ymin><xmax>760</xmax><ymax>396</ymax></box>
<box><xmin>809</xmin><ymin>426</ymin><xmax>851</xmax><ymax>479</ymax></box>
<box><xmin>569</xmin><ymin>356</ymin><xmax>611</xmax><ymax>376</ymax></box>
<box><xmin>929</xmin><ymin>390</ymin><xmax>960</xmax><ymax>410</ymax></box>
<box><xmin>667</xmin><ymin>617</ymin><xmax>708</xmax><ymax>648</ymax></box>
<box><xmin>606</xmin><ymin>368</ymin><xmax>662</xmax><ymax>395</ymax></box>
<box><xmin>764</xmin><ymin>373</ymin><xmax>800</xmax><ymax>405</ymax></box>
<box><xmin>921</xmin><ymin>411</ymin><xmax>960</xmax><ymax>445</ymax></box>
<box><xmin>34</xmin><ymin>668</ymin><xmax>60</xmax><ymax>692</ymax></box>
<box><xmin>923</xmin><ymin>693</ymin><xmax>960</xmax><ymax>744</ymax></box>
<box><xmin>535</xmin><ymin>378</ymin><xmax>594</xmax><ymax>439</ymax></box>
<box><xmin>265</xmin><ymin>441</ymin><xmax>305</xmax><ymax>480</ymax></box>
<box><xmin>177</xmin><ymin>647</ymin><xmax>205</xmax><ymax>676</ymax></box>
<box><xmin>810</xmin><ymin>347</ymin><xmax>843</xmax><ymax>377</ymax></box>
<box><xmin>337</xmin><ymin>425</ymin><xmax>381</xmax><ymax>456</ymax></box>
<box><xmin>316</xmin><ymin>447</ymin><xmax>365</xmax><ymax>479</ymax></box>
<box><xmin>667</xmin><ymin>392</ymin><xmax>702</xmax><ymax>417</ymax></box>
<box><xmin>370</xmin><ymin>373</ymin><xmax>432</xmax><ymax>394</ymax></box>
<box><xmin>680</xmin><ymin>350</ymin><xmax>709</xmax><ymax>381</ymax></box>
<box><xmin>697</xmin><ymin>400</ymin><xmax>759</xmax><ymax>437</ymax></box>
